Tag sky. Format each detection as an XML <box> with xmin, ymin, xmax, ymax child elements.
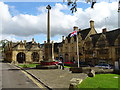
<box><xmin>0</xmin><ymin>0</ymin><xmax>119</xmax><ymax>43</ymax></box>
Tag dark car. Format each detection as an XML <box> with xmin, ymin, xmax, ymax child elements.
<box><xmin>79</xmin><ymin>62</ymin><xmax>90</xmax><ymax>67</ymax></box>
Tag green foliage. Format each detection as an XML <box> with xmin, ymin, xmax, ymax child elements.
<box><xmin>18</xmin><ymin>64</ymin><xmax>39</xmax><ymax>68</ymax></box>
<box><xmin>78</xmin><ymin>74</ymin><xmax>119</xmax><ymax>88</ymax></box>
<box><xmin>64</xmin><ymin>66</ymin><xmax>71</xmax><ymax>68</ymax></box>
<box><xmin>23</xmin><ymin>64</ymin><xmax>28</xmax><ymax>68</ymax></box>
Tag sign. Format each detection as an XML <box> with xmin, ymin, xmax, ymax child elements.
<box><xmin>115</xmin><ymin>61</ymin><xmax>119</xmax><ymax>70</ymax></box>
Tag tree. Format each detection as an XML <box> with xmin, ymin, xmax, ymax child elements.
<box><xmin>0</xmin><ymin>39</ymin><xmax>9</xmax><ymax>60</ymax></box>
<box><xmin>66</xmin><ymin>0</ymin><xmax>97</xmax><ymax>13</ymax></box>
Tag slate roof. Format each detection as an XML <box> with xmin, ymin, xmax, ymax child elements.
<box><xmin>12</xmin><ymin>41</ymin><xmax>40</xmax><ymax>50</ymax></box>
<box><xmin>12</xmin><ymin>43</ymin><xmax>19</xmax><ymax>48</ymax></box>
<box><xmin>78</xmin><ymin>28</ymin><xmax>91</xmax><ymax>40</ymax></box>
<box><xmin>66</xmin><ymin>28</ymin><xmax>91</xmax><ymax>43</ymax></box>
<box><xmin>91</xmin><ymin>28</ymin><xmax>120</xmax><ymax>47</ymax></box>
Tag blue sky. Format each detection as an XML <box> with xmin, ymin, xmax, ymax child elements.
<box><xmin>1</xmin><ymin>1</ymin><xmax>118</xmax><ymax>43</ymax></box>
<box><xmin>5</xmin><ymin>2</ymin><xmax>91</xmax><ymax>16</ymax></box>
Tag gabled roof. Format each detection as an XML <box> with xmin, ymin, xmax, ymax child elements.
<box><xmin>66</xmin><ymin>28</ymin><xmax>91</xmax><ymax>43</ymax></box>
<box><xmin>105</xmin><ymin>28</ymin><xmax>120</xmax><ymax>46</ymax></box>
<box><xmin>78</xmin><ymin>28</ymin><xmax>91</xmax><ymax>40</ymax></box>
<box><xmin>12</xmin><ymin>41</ymin><xmax>40</xmax><ymax>50</ymax></box>
<box><xmin>91</xmin><ymin>28</ymin><xmax>120</xmax><ymax>46</ymax></box>
<box><xmin>12</xmin><ymin>43</ymin><xmax>19</xmax><ymax>48</ymax></box>
<box><xmin>91</xmin><ymin>34</ymin><xmax>101</xmax><ymax>47</ymax></box>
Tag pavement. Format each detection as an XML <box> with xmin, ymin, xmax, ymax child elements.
<box><xmin>26</xmin><ymin>67</ymin><xmax>88</xmax><ymax>89</ymax></box>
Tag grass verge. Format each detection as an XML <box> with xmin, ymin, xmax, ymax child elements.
<box><xmin>77</xmin><ymin>74</ymin><xmax>119</xmax><ymax>88</ymax></box>
<box><xmin>18</xmin><ymin>63</ymin><xmax>40</xmax><ymax>68</ymax></box>
<box><xmin>64</xmin><ymin>66</ymin><xmax>71</xmax><ymax>68</ymax></box>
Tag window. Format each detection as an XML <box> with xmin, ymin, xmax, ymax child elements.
<box><xmin>85</xmin><ymin>50</ymin><xmax>93</xmax><ymax>54</ymax></box>
<box><xmin>118</xmin><ymin>37</ymin><xmax>120</xmax><ymax>46</ymax></box>
<box><xmin>98</xmin><ymin>49</ymin><xmax>108</xmax><ymax>54</ymax></box>
<box><xmin>65</xmin><ymin>47</ymin><xmax>67</xmax><ymax>50</ymax></box>
<box><xmin>116</xmin><ymin>48</ymin><xmax>120</xmax><ymax>55</ymax></box>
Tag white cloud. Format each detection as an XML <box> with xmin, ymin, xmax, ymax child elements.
<box><xmin>0</xmin><ymin>34</ymin><xmax>18</xmax><ymax>42</ymax></box>
<box><xmin>0</xmin><ymin>34</ymin><xmax>33</xmax><ymax>42</ymax></box>
<box><xmin>74</xmin><ymin>2</ymin><xmax>118</xmax><ymax>32</ymax></box>
<box><xmin>0</xmin><ymin>1</ymin><xmax>118</xmax><ymax>42</ymax></box>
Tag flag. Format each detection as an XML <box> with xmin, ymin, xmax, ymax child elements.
<box><xmin>70</xmin><ymin>30</ymin><xmax>77</xmax><ymax>37</ymax></box>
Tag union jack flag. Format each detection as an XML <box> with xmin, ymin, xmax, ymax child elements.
<box><xmin>70</xmin><ymin>30</ymin><xmax>77</xmax><ymax>37</ymax></box>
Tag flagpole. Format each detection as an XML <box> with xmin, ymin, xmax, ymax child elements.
<box><xmin>76</xmin><ymin>32</ymin><xmax>79</xmax><ymax>67</ymax></box>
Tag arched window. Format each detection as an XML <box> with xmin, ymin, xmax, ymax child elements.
<box><xmin>17</xmin><ymin>52</ymin><xmax>25</xmax><ymax>63</ymax></box>
<box><xmin>31</xmin><ymin>52</ymin><xmax>39</xmax><ymax>62</ymax></box>
<box><xmin>65</xmin><ymin>53</ymin><xmax>69</xmax><ymax>62</ymax></box>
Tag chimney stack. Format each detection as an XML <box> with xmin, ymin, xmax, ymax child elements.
<box><xmin>102</xmin><ymin>28</ymin><xmax>107</xmax><ymax>33</ymax></box>
<box><xmin>90</xmin><ymin>20</ymin><xmax>94</xmax><ymax>28</ymax></box>
<box><xmin>24</xmin><ymin>40</ymin><xmax>26</xmax><ymax>45</ymax></box>
<box><xmin>73</xmin><ymin>26</ymin><xmax>78</xmax><ymax>31</ymax></box>
<box><xmin>32</xmin><ymin>38</ymin><xmax>34</xmax><ymax>43</ymax></box>
<box><xmin>78</xmin><ymin>29</ymin><xmax>81</xmax><ymax>32</ymax></box>
<box><xmin>62</xmin><ymin>36</ymin><xmax>64</xmax><ymax>41</ymax></box>
<box><xmin>20</xmin><ymin>40</ymin><xmax>22</xmax><ymax>44</ymax></box>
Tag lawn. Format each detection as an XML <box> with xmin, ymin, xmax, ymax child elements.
<box><xmin>18</xmin><ymin>63</ymin><xmax>40</xmax><ymax>68</ymax></box>
<box><xmin>78</xmin><ymin>74</ymin><xmax>119</xmax><ymax>88</ymax></box>
<box><xmin>64</xmin><ymin>66</ymin><xmax>71</xmax><ymax>68</ymax></box>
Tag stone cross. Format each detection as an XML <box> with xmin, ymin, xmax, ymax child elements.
<box><xmin>46</xmin><ymin>5</ymin><xmax>51</xmax><ymax>43</ymax></box>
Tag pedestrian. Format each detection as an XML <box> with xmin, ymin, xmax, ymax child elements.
<box><xmin>72</xmin><ymin>57</ymin><xmax>75</xmax><ymax>64</ymax></box>
<box><xmin>59</xmin><ymin>57</ymin><xmax>64</xmax><ymax>70</ymax></box>
<box><xmin>61</xmin><ymin>58</ymin><xmax>64</xmax><ymax>70</ymax></box>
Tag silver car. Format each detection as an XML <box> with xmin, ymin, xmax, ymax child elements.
<box><xmin>95</xmin><ymin>63</ymin><xmax>111</xmax><ymax>69</ymax></box>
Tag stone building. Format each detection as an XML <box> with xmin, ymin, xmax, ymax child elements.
<box><xmin>87</xmin><ymin>28</ymin><xmax>120</xmax><ymax>65</ymax></box>
<box><xmin>4</xmin><ymin>38</ymin><xmax>43</xmax><ymax>63</ymax></box>
<box><xmin>59</xmin><ymin>20</ymin><xmax>120</xmax><ymax>65</ymax></box>
<box><xmin>59</xmin><ymin>20</ymin><xmax>97</xmax><ymax>62</ymax></box>
<box><xmin>4</xmin><ymin>37</ymin><xmax>61</xmax><ymax>63</ymax></box>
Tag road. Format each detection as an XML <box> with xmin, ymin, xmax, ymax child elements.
<box><xmin>0</xmin><ymin>62</ymin><xmax>41</xmax><ymax>89</ymax></box>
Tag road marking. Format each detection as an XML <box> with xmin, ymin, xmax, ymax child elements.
<box><xmin>21</xmin><ymin>70</ymin><xmax>45</xmax><ymax>89</ymax></box>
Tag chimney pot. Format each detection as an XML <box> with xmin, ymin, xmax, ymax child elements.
<box><xmin>20</xmin><ymin>40</ymin><xmax>22</xmax><ymax>44</ymax></box>
<box><xmin>24</xmin><ymin>40</ymin><xmax>26</xmax><ymax>43</ymax></box>
<box><xmin>73</xmin><ymin>26</ymin><xmax>78</xmax><ymax>31</ymax></box>
<box><xmin>32</xmin><ymin>38</ymin><xmax>34</xmax><ymax>43</ymax></box>
<box><xmin>62</xmin><ymin>36</ymin><xmax>64</xmax><ymax>41</ymax></box>
<box><xmin>102</xmin><ymin>28</ymin><xmax>107</xmax><ymax>33</ymax></box>
<box><xmin>78</xmin><ymin>29</ymin><xmax>81</xmax><ymax>32</ymax></box>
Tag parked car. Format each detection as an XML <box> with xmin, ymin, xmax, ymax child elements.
<box><xmin>95</xmin><ymin>63</ymin><xmax>111</xmax><ymax>69</ymax></box>
<box><xmin>79</xmin><ymin>62</ymin><xmax>90</xmax><ymax>67</ymax></box>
